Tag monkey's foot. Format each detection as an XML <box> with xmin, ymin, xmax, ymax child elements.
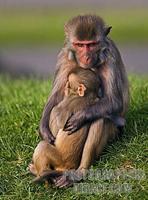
<box><xmin>54</xmin><ymin>170</ymin><xmax>83</xmax><ymax>188</ymax></box>
<box><xmin>28</xmin><ymin>163</ymin><xmax>37</xmax><ymax>176</ymax></box>
<box><xmin>54</xmin><ymin>175</ymin><xmax>73</xmax><ymax>188</ymax></box>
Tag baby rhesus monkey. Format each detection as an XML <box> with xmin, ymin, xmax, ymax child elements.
<box><xmin>29</xmin><ymin>67</ymin><xmax>124</xmax><ymax>184</ymax></box>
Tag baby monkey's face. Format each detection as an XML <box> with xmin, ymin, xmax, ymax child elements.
<box><xmin>64</xmin><ymin>74</ymin><xmax>87</xmax><ymax>97</ymax></box>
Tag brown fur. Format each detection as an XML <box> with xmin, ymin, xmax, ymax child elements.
<box><xmin>39</xmin><ymin>15</ymin><xmax>129</xmax><ymax>187</ymax></box>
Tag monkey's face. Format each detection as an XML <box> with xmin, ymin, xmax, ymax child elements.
<box><xmin>72</xmin><ymin>40</ymin><xmax>100</xmax><ymax>68</ymax></box>
<box><xmin>65</xmin><ymin>15</ymin><xmax>112</xmax><ymax>68</ymax></box>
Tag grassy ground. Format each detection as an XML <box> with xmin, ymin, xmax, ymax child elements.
<box><xmin>0</xmin><ymin>75</ymin><xmax>148</xmax><ymax>200</ymax></box>
<box><xmin>0</xmin><ymin>8</ymin><xmax>148</xmax><ymax>46</ymax></box>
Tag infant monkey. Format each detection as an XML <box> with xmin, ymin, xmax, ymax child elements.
<box><xmin>29</xmin><ymin>67</ymin><xmax>124</xmax><ymax>183</ymax></box>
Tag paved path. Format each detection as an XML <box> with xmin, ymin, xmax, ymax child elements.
<box><xmin>0</xmin><ymin>45</ymin><xmax>148</xmax><ymax>78</ymax></box>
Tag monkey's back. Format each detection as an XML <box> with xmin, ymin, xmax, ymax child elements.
<box><xmin>55</xmin><ymin>126</ymin><xmax>89</xmax><ymax>169</ymax></box>
<box><xmin>50</xmin><ymin>96</ymin><xmax>94</xmax><ymax>169</ymax></box>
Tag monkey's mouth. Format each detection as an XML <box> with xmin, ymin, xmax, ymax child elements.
<box><xmin>80</xmin><ymin>55</ymin><xmax>92</xmax><ymax>66</ymax></box>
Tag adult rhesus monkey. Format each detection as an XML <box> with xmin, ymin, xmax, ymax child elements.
<box><xmin>39</xmin><ymin>15</ymin><xmax>129</xmax><ymax>187</ymax></box>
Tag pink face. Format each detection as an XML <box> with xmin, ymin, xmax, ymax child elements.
<box><xmin>73</xmin><ymin>40</ymin><xmax>99</xmax><ymax>68</ymax></box>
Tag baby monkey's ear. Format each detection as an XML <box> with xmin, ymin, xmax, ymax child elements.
<box><xmin>77</xmin><ymin>84</ymin><xmax>86</xmax><ymax>97</ymax></box>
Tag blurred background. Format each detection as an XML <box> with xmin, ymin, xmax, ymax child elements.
<box><xmin>0</xmin><ymin>0</ymin><xmax>148</xmax><ymax>78</ymax></box>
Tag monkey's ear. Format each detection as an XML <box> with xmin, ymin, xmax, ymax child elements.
<box><xmin>68</xmin><ymin>50</ymin><xmax>75</xmax><ymax>61</ymax></box>
<box><xmin>77</xmin><ymin>84</ymin><xmax>86</xmax><ymax>97</ymax></box>
<box><xmin>104</xmin><ymin>26</ymin><xmax>112</xmax><ymax>36</ymax></box>
<box><xmin>64</xmin><ymin>23</ymin><xmax>70</xmax><ymax>38</ymax></box>
<box><xmin>64</xmin><ymin>23</ymin><xmax>68</xmax><ymax>34</ymax></box>
<box><xmin>64</xmin><ymin>81</ymin><xmax>70</xmax><ymax>96</ymax></box>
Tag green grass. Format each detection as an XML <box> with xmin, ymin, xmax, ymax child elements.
<box><xmin>0</xmin><ymin>8</ymin><xmax>148</xmax><ymax>46</ymax></box>
<box><xmin>0</xmin><ymin>75</ymin><xmax>148</xmax><ymax>200</ymax></box>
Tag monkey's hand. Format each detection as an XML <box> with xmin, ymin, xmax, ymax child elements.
<box><xmin>64</xmin><ymin>110</ymin><xmax>92</xmax><ymax>134</ymax></box>
<box><xmin>39</xmin><ymin>128</ymin><xmax>55</xmax><ymax>144</ymax></box>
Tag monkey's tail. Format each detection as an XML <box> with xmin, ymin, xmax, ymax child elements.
<box><xmin>33</xmin><ymin>170</ymin><xmax>63</xmax><ymax>183</ymax></box>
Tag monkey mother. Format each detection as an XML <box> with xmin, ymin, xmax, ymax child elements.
<box><xmin>39</xmin><ymin>15</ymin><xmax>129</xmax><ymax>187</ymax></box>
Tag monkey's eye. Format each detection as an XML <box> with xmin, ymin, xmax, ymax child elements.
<box><xmin>73</xmin><ymin>43</ymin><xmax>83</xmax><ymax>48</ymax></box>
<box><xmin>88</xmin><ymin>42</ymin><xmax>99</xmax><ymax>47</ymax></box>
<box><xmin>77</xmin><ymin>43</ymin><xmax>83</xmax><ymax>47</ymax></box>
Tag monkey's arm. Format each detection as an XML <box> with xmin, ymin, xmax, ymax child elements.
<box><xmin>39</xmin><ymin>90</ymin><xmax>63</xmax><ymax>143</ymax></box>
<box><xmin>64</xmin><ymin>63</ymin><xmax>128</xmax><ymax>133</ymax></box>
<box><xmin>64</xmin><ymin>97</ymin><xmax>122</xmax><ymax>133</ymax></box>
<box><xmin>40</xmin><ymin>49</ymin><xmax>73</xmax><ymax>142</ymax></box>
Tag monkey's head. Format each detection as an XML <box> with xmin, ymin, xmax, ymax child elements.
<box><xmin>65</xmin><ymin>67</ymin><xmax>100</xmax><ymax>97</ymax></box>
<box><xmin>65</xmin><ymin>14</ymin><xmax>112</xmax><ymax>68</ymax></box>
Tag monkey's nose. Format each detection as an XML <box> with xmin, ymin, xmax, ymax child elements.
<box><xmin>82</xmin><ymin>45</ymin><xmax>90</xmax><ymax>52</ymax></box>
